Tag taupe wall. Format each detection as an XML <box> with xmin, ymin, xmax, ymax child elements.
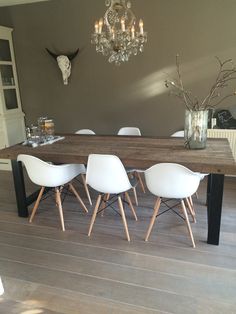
<box><xmin>1</xmin><ymin>0</ymin><xmax>236</xmax><ymax>135</ymax></box>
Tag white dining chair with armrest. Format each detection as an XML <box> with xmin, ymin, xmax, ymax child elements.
<box><xmin>86</xmin><ymin>154</ymin><xmax>138</xmax><ymax>242</ymax></box>
<box><xmin>74</xmin><ymin>129</ymin><xmax>96</xmax><ymax>205</ymax></box>
<box><xmin>144</xmin><ymin>163</ymin><xmax>201</xmax><ymax>247</ymax></box>
<box><xmin>171</xmin><ymin>130</ymin><xmax>184</xmax><ymax>137</ymax></box>
<box><xmin>171</xmin><ymin>130</ymin><xmax>209</xmax><ymax>182</ymax></box>
<box><xmin>17</xmin><ymin>154</ymin><xmax>88</xmax><ymax>231</ymax></box>
<box><xmin>118</xmin><ymin>127</ymin><xmax>141</xmax><ymax>136</ymax></box>
<box><xmin>75</xmin><ymin>129</ymin><xmax>95</xmax><ymax>135</ymax></box>
<box><xmin>0</xmin><ymin>277</ymin><xmax>4</xmax><ymax>296</ymax></box>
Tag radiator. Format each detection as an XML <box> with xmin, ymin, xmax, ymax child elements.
<box><xmin>207</xmin><ymin>129</ymin><xmax>236</xmax><ymax>161</ymax></box>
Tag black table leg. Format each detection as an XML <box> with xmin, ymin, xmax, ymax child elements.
<box><xmin>207</xmin><ymin>174</ymin><xmax>225</xmax><ymax>245</ymax></box>
<box><xmin>11</xmin><ymin>160</ymin><xmax>51</xmax><ymax>218</ymax></box>
<box><xmin>11</xmin><ymin>160</ymin><xmax>28</xmax><ymax>217</ymax></box>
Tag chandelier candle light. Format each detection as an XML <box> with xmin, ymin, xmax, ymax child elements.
<box><xmin>91</xmin><ymin>0</ymin><xmax>147</xmax><ymax>65</ymax></box>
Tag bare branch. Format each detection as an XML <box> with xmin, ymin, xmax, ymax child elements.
<box><xmin>211</xmin><ymin>93</ymin><xmax>236</xmax><ymax>108</ymax></box>
<box><xmin>165</xmin><ymin>55</ymin><xmax>236</xmax><ymax>111</ymax></box>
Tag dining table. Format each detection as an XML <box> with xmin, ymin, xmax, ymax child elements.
<box><xmin>0</xmin><ymin>134</ymin><xmax>235</xmax><ymax>246</ymax></box>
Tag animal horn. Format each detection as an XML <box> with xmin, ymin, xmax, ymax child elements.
<box><xmin>67</xmin><ymin>48</ymin><xmax>79</xmax><ymax>61</ymax></box>
<box><xmin>46</xmin><ymin>48</ymin><xmax>59</xmax><ymax>60</ymax></box>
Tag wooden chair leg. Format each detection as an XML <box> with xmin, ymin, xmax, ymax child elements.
<box><xmin>55</xmin><ymin>188</ymin><xmax>65</xmax><ymax>231</ymax></box>
<box><xmin>81</xmin><ymin>174</ymin><xmax>92</xmax><ymax>206</ymax></box>
<box><xmin>132</xmin><ymin>186</ymin><xmax>138</xmax><ymax>206</ymax></box>
<box><xmin>118</xmin><ymin>196</ymin><xmax>130</xmax><ymax>242</ymax></box>
<box><xmin>145</xmin><ymin>197</ymin><xmax>161</xmax><ymax>241</ymax></box>
<box><xmin>136</xmin><ymin>172</ymin><xmax>146</xmax><ymax>193</ymax></box>
<box><xmin>180</xmin><ymin>200</ymin><xmax>196</xmax><ymax>248</ymax></box>
<box><xmin>69</xmin><ymin>183</ymin><xmax>88</xmax><ymax>213</ymax></box>
<box><xmin>185</xmin><ymin>197</ymin><xmax>196</xmax><ymax>223</ymax></box>
<box><xmin>29</xmin><ymin>186</ymin><xmax>45</xmax><ymax>223</ymax></box>
<box><xmin>189</xmin><ymin>195</ymin><xmax>193</xmax><ymax>207</ymax></box>
<box><xmin>101</xmin><ymin>193</ymin><xmax>110</xmax><ymax>217</ymax></box>
<box><xmin>88</xmin><ymin>194</ymin><xmax>102</xmax><ymax>237</ymax></box>
<box><xmin>125</xmin><ymin>192</ymin><xmax>138</xmax><ymax>221</ymax></box>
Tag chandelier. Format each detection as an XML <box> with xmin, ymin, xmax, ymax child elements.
<box><xmin>91</xmin><ymin>0</ymin><xmax>147</xmax><ymax>66</ymax></box>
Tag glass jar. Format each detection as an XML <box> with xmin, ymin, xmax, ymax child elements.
<box><xmin>44</xmin><ymin>119</ymin><xmax>55</xmax><ymax>140</ymax></box>
<box><xmin>37</xmin><ymin>116</ymin><xmax>48</xmax><ymax>138</ymax></box>
<box><xmin>184</xmin><ymin>110</ymin><xmax>208</xmax><ymax>149</ymax></box>
<box><xmin>30</xmin><ymin>124</ymin><xmax>40</xmax><ymax>144</ymax></box>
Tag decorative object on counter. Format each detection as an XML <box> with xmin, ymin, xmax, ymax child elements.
<box><xmin>44</xmin><ymin>118</ymin><xmax>55</xmax><ymax>140</ymax></box>
<box><xmin>38</xmin><ymin>116</ymin><xmax>48</xmax><ymax>137</ymax></box>
<box><xmin>24</xmin><ymin>117</ymin><xmax>57</xmax><ymax>147</ymax></box>
<box><xmin>46</xmin><ymin>48</ymin><xmax>79</xmax><ymax>85</ymax></box>
<box><xmin>165</xmin><ymin>55</ymin><xmax>236</xmax><ymax>149</ymax></box>
<box><xmin>91</xmin><ymin>0</ymin><xmax>147</xmax><ymax>66</ymax></box>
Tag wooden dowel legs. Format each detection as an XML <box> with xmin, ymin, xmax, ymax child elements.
<box><xmin>118</xmin><ymin>196</ymin><xmax>130</xmax><ymax>242</ymax></box>
<box><xmin>125</xmin><ymin>192</ymin><xmax>137</xmax><ymax>221</ymax></box>
<box><xmin>181</xmin><ymin>200</ymin><xmax>196</xmax><ymax>248</ymax></box>
<box><xmin>55</xmin><ymin>188</ymin><xmax>65</xmax><ymax>231</ymax></box>
<box><xmin>185</xmin><ymin>197</ymin><xmax>196</xmax><ymax>223</ymax></box>
<box><xmin>88</xmin><ymin>194</ymin><xmax>102</xmax><ymax>237</ymax></box>
<box><xmin>81</xmin><ymin>174</ymin><xmax>92</xmax><ymax>205</ymax></box>
<box><xmin>132</xmin><ymin>187</ymin><xmax>138</xmax><ymax>206</ymax></box>
<box><xmin>29</xmin><ymin>186</ymin><xmax>45</xmax><ymax>223</ymax></box>
<box><xmin>69</xmin><ymin>183</ymin><xmax>88</xmax><ymax>213</ymax></box>
<box><xmin>136</xmin><ymin>171</ymin><xmax>146</xmax><ymax>193</ymax></box>
<box><xmin>145</xmin><ymin>197</ymin><xmax>161</xmax><ymax>241</ymax></box>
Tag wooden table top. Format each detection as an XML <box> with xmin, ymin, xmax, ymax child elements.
<box><xmin>0</xmin><ymin>134</ymin><xmax>235</xmax><ymax>175</ymax></box>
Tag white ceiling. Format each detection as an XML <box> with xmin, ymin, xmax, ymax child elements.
<box><xmin>0</xmin><ymin>0</ymin><xmax>48</xmax><ymax>6</ymax></box>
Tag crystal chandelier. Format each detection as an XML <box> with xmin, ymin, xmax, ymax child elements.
<box><xmin>91</xmin><ymin>0</ymin><xmax>147</xmax><ymax>66</ymax></box>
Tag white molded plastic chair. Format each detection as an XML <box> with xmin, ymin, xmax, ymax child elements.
<box><xmin>75</xmin><ymin>129</ymin><xmax>95</xmax><ymax>135</ymax></box>
<box><xmin>171</xmin><ymin>130</ymin><xmax>185</xmax><ymax>137</ymax></box>
<box><xmin>117</xmin><ymin>127</ymin><xmax>146</xmax><ymax>197</ymax></box>
<box><xmin>118</xmin><ymin>127</ymin><xmax>141</xmax><ymax>136</ymax></box>
<box><xmin>0</xmin><ymin>277</ymin><xmax>4</xmax><ymax>296</ymax></box>
<box><xmin>86</xmin><ymin>154</ymin><xmax>138</xmax><ymax>242</ymax></box>
<box><xmin>171</xmin><ymin>130</ymin><xmax>208</xmax><ymax>185</ymax></box>
<box><xmin>17</xmin><ymin>154</ymin><xmax>88</xmax><ymax>231</ymax></box>
<box><xmin>74</xmin><ymin>129</ymin><xmax>96</xmax><ymax>205</ymax></box>
<box><xmin>144</xmin><ymin>163</ymin><xmax>201</xmax><ymax>247</ymax></box>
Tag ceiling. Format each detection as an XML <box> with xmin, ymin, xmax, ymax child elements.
<box><xmin>0</xmin><ymin>0</ymin><xmax>48</xmax><ymax>6</ymax></box>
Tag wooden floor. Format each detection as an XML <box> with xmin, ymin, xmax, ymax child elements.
<box><xmin>0</xmin><ymin>171</ymin><xmax>235</xmax><ymax>314</ymax></box>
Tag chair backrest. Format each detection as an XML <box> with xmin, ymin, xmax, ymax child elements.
<box><xmin>17</xmin><ymin>154</ymin><xmax>83</xmax><ymax>187</ymax></box>
<box><xmin>145</xmin><ymin>163</ymin><xmax>200</xmax><ymax>199</ymax></box>
<box><xmin>0</xmin><ymin>277</ymin><xmax>4</xmax><ymax>296</ymax></box>
<box><xmin>86</xmin><ymin>154</ymin><xmax>132</xmax><ymax>194</ymax></box>
<box><xmin>75</xmin><ymin>129</ymin><xmax>95</xmax><ymax>135</ymax></box>
<box><xmin>171</xmin><ymin>130</ymin><xmax>184</xmax><ymax>137</ymax></box>
<box><xmin>118</xmin><ymin>127</ymin><xmax>141</xmax><ymax>136</ymax></box>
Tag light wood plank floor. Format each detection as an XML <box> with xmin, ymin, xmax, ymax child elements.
<box><xmin>0</xmin><ymin>171</ymin><xmax>235</xmax><ymax>314</ymax></box>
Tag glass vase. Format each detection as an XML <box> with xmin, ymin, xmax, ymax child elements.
<box><xmin>184</xmin><ymin>110</ymin><xmax>208</xmax><ymax>149</ymax></box>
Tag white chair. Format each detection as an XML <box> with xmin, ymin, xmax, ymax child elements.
<box><xmin>0</xmin><ymin>277</ymin><xmax>4</xmax><ymax>296</ymax></box>
<box><xmin>74</xmin><ymin>129</ymin><xmax>96</xmax><ymax>205</ymax></box>
<box><xmin>118</xmin><ymin>127</ymin><xmax>141</xmax><ymax>136</ymax></box>
<box><xmin>117</xmin><ymin>127</ymin><xmax>146</xmax><ymax>197</ymax></box>
<box><xmin>171</xmin><ymin>129</ymin><xmax>208</xmax><ymax>193</ymax></box>
<box><xmin>17</xmin><ymin>154</ymin><xmax>88</xmax><ymax>231</ymax></box>
<box><xmin>75</xmin><ymin>129</ymin><xmax>95</xmax><ymax>135</ymax></box>
<box><xmin>144</xmin><ymin>163</ymin><xmax>201</xmax><ymax>248</ymax></box>
<box><xmin>86</xmin><ymin>154</ymin><xmax>138</xmax><ymax>242</ymax></box>
<box><xmin>171</xmin><ymin>130</ymin><xmax>185</xmax><ymax>137</ymax></box>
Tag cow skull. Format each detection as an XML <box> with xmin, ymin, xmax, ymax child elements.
<box><xmin>46</xmin><ymin>48</ymin><xmax>79</xmax><ymax>85</ymax></box>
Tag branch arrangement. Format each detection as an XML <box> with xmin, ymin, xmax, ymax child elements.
<box><xmin>165</xmin><ymin>55</ymin><xmax>236</xmax><ymax>111</ymax></box>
